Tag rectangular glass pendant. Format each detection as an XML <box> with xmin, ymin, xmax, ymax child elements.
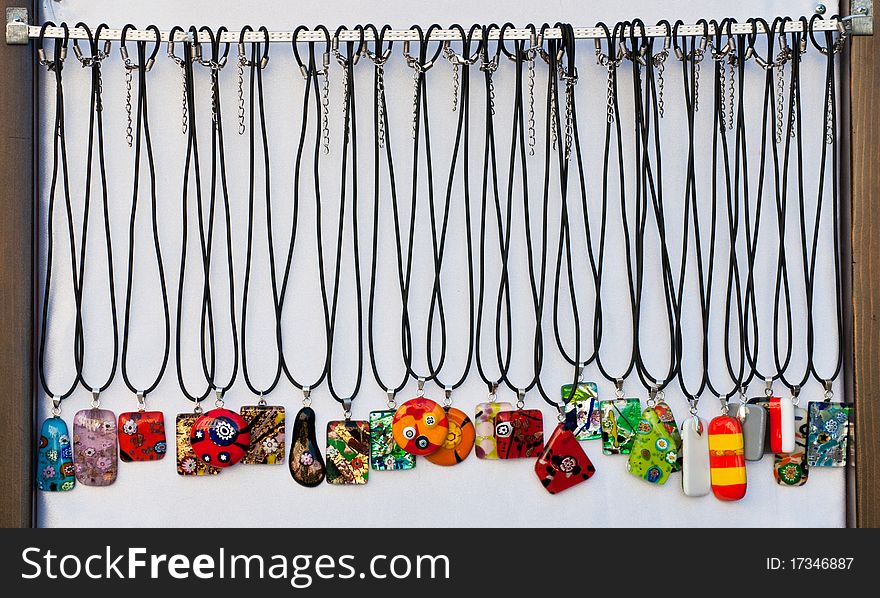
<box><xmin>768</xmin><ymin>396</ymin><xmax>796</xmax><ymax>454</ymax></box>
<box><xmin>118</xmin><ymin>411</ymin><xmax>167</xmax><ymax>462</ymax></box>
<box><xmin>806</xmin><ymin>402</ymin><xmax>851</xmax><ymax>467</ymax></box>
<box><xmin>681</xmin><ymin>416</ymin><xmax>711</xmax><ymax>497</ymax></box>
<box><xmin>176</xmin><ymin>413</ymin><xmax>221</xmax><ymax>476</ymax></box>
<box><xmin>730</xmin><ymin>402</ymin><xmax>767</xmax><ymax>461</ymax></box>
<box><xmin>708</xmin><ymin>415</ymin><xmax>747</xmax><ymax>501</ymax></box>
<box><xmin>561</xmin><ymin>382</ymin><xmax>601</xmax><ymax>440</ymax></box>
<box><xmin>369</xmin><ymin>410</ymin><xmax>416</xmax><ymax>471</ymax></box>
<box><xmin>494</xmin><ymin>409</ymin><xmax>544</xmax><ymax>459</ymax></box>
<box><xmin>774</xmin><ymin>406</ymin><xmax>809</xmax><ymax>486</ymax></box>
<box><xmin>37</xmin><ymin>417</ymin><xmax>76</xmax><ymax>492</ymax></box>
<box><xmin>599</xmin><ymin>398</ymin><xmax>641</xmax><ymax>455</ymax></box>
<box><xmin>474</xmin><ymin>401</ymin><xmax>513</xmax><ymax>459</ymax></box>
<box><xmin>73</xmin><ymin>408</ymin><xmax>118</xmax><ymax>486</ymax></box>
<box><xmin>326</xmin><ymin>420</ymin><xmax>371</xmax><ymax>485</ymax></box>
<box><xmin>240</xmin><ymin>405</ymin><xmax>285</xmax><ymax>465</ymax></box>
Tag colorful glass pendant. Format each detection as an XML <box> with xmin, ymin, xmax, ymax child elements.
<box><xmin>240</xmin><ymin>404</ymin><xmax>285</xmax><ymax>465</ymax></box>
<box><xmin>599</xmin><ymin>398</ymin><xmax>641</xmax><ymax>455</ymax></box>
<box><xmin>289</xmin><ymin>406</ymin><xmax>326</xmax><ymax>487</ymax></box>
<box><xmin>190</xmin><ymin>408</ymin><xmax>251</xmax><ymax>468</ymax></box>
<box><xmin>707</xmin><ymin>414</ymin><xmax>747</xmax><ymax>501</ymax></box>
<box><xmin>475</xmin><ymin>400</ymin><xmax>512</xmax><ymax>459</ymax></box>
<box><xmin>774</xmin><ymin>406</ymin><xmax>809</xmax><ymax>487</ymax></box>
<box><xmin>175</xmin><ymin>413</ymin><xmax>221</xmax><ymax>476</ymax></box>
<box><xmin>326</xmin><ymin>420</ymin><xmax>371</xmax><ymax>485</ymax></box>
<box><xmin>730</xmin><ymin>402</ymin><xmax>767</xmax><ymax>461</ymax></box>
<box><xmin>369</xmin><ymin>410</ymin><xmax>416</xmax><ymax>471</ymax></box>
<box><xmin>425</xmin><ymin>407</ymin><xmax>475</xmax><ymax>466</ymax></box>
<box><xmin>768</xmin><ymin>396</ymin><xmax>796</xmax><ymax>454</ymax></box>
<box><xmin>561</xmin><ymin>382</ymin><xmax>601</xmax><ymax>440</ymax></box>
<box><xmin>391</xmin><ymin>397</ymin><xmax>448</xmax><ymax>456</ymax></box>
<box><xmin>535</xmin><ymin>423</ymin><xmax>596</xmax><ymax>494</ymax></box>
<box><xmin>652</xmin><ymin>401</ymin><xmax>682</xmax><ymax>471</ymax></box>
<box><xmin>626</xmin><ymin>407</ymin><xmax>676</xmax><ymax>485</ymax></box>
<box><xmin>495</xmin><ymin>409</ymin><xmax>544</xmax><ymax>459</ymax></box>
<box><xmin>118</xmin><ymin>411</ymin><xmax>166</xmax><ymax>462</ymax></box>
<box><xmin>681</xmin><ymin>416</ymin><xmax>711</xmax><ymax>497</ymax></box>
<box><xmin>806</xmin><ymin>402</ymin><xmax>851</xmax><ymax>467</ymax></box>
<box><xmin>37</xmin><ymin>417</ymin><xmax>76</xmax><ymax>492</ymax></box>
<box><xmin>72</xmin><ymin>408</ymin><xmax>118</xmax><ymax>486</ymax></box>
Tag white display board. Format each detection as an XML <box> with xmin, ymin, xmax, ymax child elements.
<box><xmin>37</xmin><ymin>0</ymin><xmax>846</xmax><ymax>527</ymax></box>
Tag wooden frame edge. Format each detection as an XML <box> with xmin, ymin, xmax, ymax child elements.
<box><xmin>0</xmin><ymin>0</ymin><xmax>35</xmax><ymax>528</ymax></box>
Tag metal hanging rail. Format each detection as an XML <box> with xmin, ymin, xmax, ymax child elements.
<box><xmin>8</xmin><ymin>18</ymin><xmax>851</xmax><ymax>45</ymax></box>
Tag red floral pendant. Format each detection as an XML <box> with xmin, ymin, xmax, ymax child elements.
<box><xmin>189</xmin><ymin>408</ymin><xmax>251</xmax><ymax>468</ymax></box>
<box><xmin>118</xmin><ymin>411</ymin><xmax>167</xmax><ymax>462</ymax></box>
<box><xmin>535</xmin><ymin>424</ymin><xmax>596</xmax><ymax>494</ymax></box>
<box><xmin>495</xmin><ymin>409</ymin><xmax>544</xmax><ymax>459</ymax></box>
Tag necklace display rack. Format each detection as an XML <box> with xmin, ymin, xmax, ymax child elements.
<box><xmin>26</xmin><ymin>13</ymin><xmax>857</xmax><ymax>501</ymax></box>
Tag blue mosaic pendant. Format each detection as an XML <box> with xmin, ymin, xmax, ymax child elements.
<box><xmin>37</xmin><ymin>417</ymin><xmax>76</xmax><ymax>492</ymax></box>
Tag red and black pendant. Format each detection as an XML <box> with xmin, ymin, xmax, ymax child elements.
<box><xmin>190</xmin><ymin>408</ymin><xmax>251</xmax><ymax>468</ymax></box>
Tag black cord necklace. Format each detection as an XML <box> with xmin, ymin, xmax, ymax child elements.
<box><xmin>36</xmin><ymin>23</ymin><xmax>81</xmax><ymax>492</ymax></box>
<box><xmin>118</xmin><ymin>24</ymin><xmax>169</xmax><ymax>419</ymax></box>
<box><xmin>324</xmin><ymin>27</ymin><xmax>373</xmax><ymax>486</ymax></box>
<box><xmin>592</xmin><ymin>23</ymin><xmax>636</xmax><ymax>400</ymax></box>
<box><xmin>173</xmin><ymin>28</ymin><xmax>216</xmax><ymax>409</ymax></box>
<box><xmin>362</xmin><ymin>25</ymin><xmax>419</xmax><ymax>473</ymax></box>
<box><xmin>287</xmin><ymin>27</ymin><xmax>333</xmax><ymax>486</ymax></box>
<box><xmin>671</xmin><ymin>20</ymin><xmax>712</xmax><ymax>405</ymax></box>
<box><xmin>72</xmin><ymin>23</ymin><xmax>118</xmax><ymax>406</ymax></box>
<box><xmin>633</xmin><ymin>21</ymin><xmax>678</xmax><ymax>402</ymax></box>
<box><xmin>473</xmin><ymin>24</ymin><xmax>514</xmax><ymax>459</ymax></box>
<box><xmin>426</xmin><ymin>24</ymin><xmax>478</xmax><ymax>404</ymax></box>
<box><xmin>283</xmin><ymin>27</ymin><xmax>332</xmax><ymax>400</ymax></box>
<box><xmin>240</xmin><ymin>27</ymin><xmax>283</xmax><ymax>401</ymax></box>
<box><xmin>421</xmin><ymin>24</ymin><xmax>481</xmax><ymax>467</ymax></box>
<box><xmin>399</xmin><ymin>25</ymin><xmax>446</xmax><ymax>393</ymax></box>
<box><xmin>705</xmin><ymin>19</ymin><xmax>745</xmax><ymax>406</ymax></box>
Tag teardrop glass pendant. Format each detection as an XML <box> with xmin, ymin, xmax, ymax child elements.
<box><xmin>289</xmin><ymin>406</ymin><xmax>326</xmax><ymax>487</ymax></box>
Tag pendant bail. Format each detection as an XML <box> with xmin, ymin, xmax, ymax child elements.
<box><xmin>648</xmin><ymin>385</ymin><xmax>658</xmax><ymax>407</ymax></box>
<box><xmin>823</xmin><ymin>380</ymin><xmax>834</xmax><ymax>402</ymax></box>
<box><xmin>417</xmin><ymin>377</ymin><xmax>426</xmax><ymax>397</ymax></box>
<box><xmin>556</xmin><ymin>402</ymin><xmax>566</xmax><ymax>423</ymax></box>
<box><xmin>343</xmin><ymin>398</ymin><xmax>353</xmax><ymax>421</ymax></box>
<box><xmin>51</xmin><ymin>396</ymin><xmax>62</xmax><ymax>417</ymax></box>
<box><xmin>577</xmin><ymin>363</ymin><xmax>585</xmax><ymax>383</ymax></box>
<box><xmin>688</xmin><ymin>396</ymin><xmax>699</xmax><ymax>417</ymax></box>
<box><xmin>488</xmin><ymin>382</ymin><xmax>499</xmax><ymax>403</ymax></box>
<box><xmin>791</xmin><ymin>385</ymin><xmax>801</xmax><ymax>406</ymax></box>
<box><xmin>215</xmin><ymin>388</ymin><xmax>225</xmax><ymax>409</ymax></box>
<box><xmin>302</xmin><ymin>386</ymin><xmax>311</xmax><ymax>408</ymax></box>
<box><xmin>443</xmin><ymin>386</ymin><xmax>453</xmax><ymax>408</ymax></box>
<box><xmin>136</xmin><ymin>391</ymin><xmax>146</xmax><ymax>412</ymax></box>
<box><xmin>516</xmin><ymin>389</ymin><xmax>526</xmax><ymax>410</ymax></box>
<box><xmin>614</xmin><ymin>378</ymin><xmax>625</xmax><ymax>399</ymax></box>
<box><xmin>765</xmin><ymin>377</ymin><xmax>774</xmax><ymax>397</ymax></box>
<box><xmin>193</xmin><ymin>402</ymin><xmax>203</xmax><ymax>415</ymax></box>
<box><xmin>720</xmin><ymin>395</ymin><xmax>730</xmax><ymax>415</ymax></box>
<box><xmin>385</xmin><ymin>389</ymin><xmax>396</xmax><ymax>410</ymax></box>
<box><xmin>91</xmin><ymin>389</ymin><xmax>101</xmax><ymax>409</ymax></box>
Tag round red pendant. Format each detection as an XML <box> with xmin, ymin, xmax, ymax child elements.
<box><xmin>392</xmin><ymin>397</ymin><xmax>448</xmax><ymax>456</ymax></box>
<box><xmin>190</xmin><ymin>408</ymin><xmax>250</xmax><ymax>468</ymax></box>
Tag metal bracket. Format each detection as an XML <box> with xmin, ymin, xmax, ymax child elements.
<box><xmin>850</xmin><ymin>1</ymin><xmax>874</xmax><ymax>35</ymax></box>
<box><xmin>5</xmin><ymin>7</ymin><xmax>28</xmax><ymax>45</ymax></box>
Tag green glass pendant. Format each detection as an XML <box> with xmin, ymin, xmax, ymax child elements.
<box><xmin>627</xmin><ymin>407</ymin><xmax>677</xmax><ymax>485</ymax></box>
<box><xmin>369</xmin><ymin>410</ymin><xmax>416</xmax><ymax>471</ymax></box>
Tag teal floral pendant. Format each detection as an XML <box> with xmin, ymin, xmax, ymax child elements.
<box><xmin>37</xmin><ymin>417</ymin><xmax>76</xmax><ymax>492</ymax></box>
